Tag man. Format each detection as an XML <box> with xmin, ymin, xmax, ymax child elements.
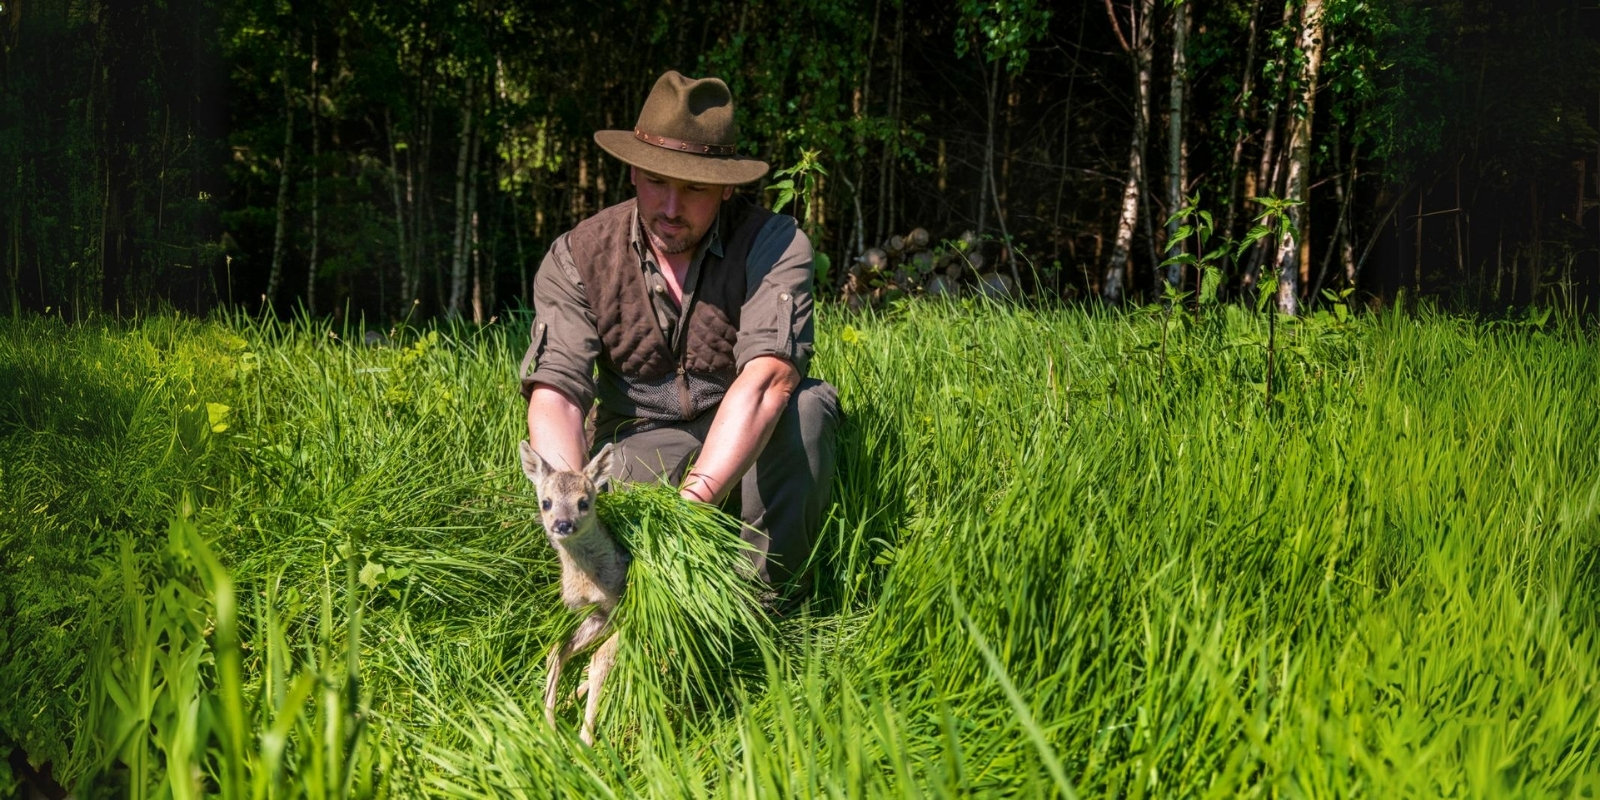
<box><xmin>518</xmin><ymin>70</ymin><xmax>840</xmax><ymax>593</ymax></box>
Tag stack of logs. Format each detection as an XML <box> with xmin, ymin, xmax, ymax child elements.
<box><xmin>839</xmin><ymin>228</ymin><xmax>1017</xmax><ymax>311</ymax></box>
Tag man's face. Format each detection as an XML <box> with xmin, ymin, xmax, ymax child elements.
<box><xmin>632</xmin><ymin>167</ymin><xmax>733</xmax><ymax>255</ymax></box>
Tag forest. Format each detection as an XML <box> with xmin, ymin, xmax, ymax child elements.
<box><xmin>4</xmin><ymin>0</ymin><xmax>1599</xmax><ymax>320</ymax></box>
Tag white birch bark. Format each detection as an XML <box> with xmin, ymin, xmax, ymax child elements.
<box><xmin>266</xmin><ymin>63</ymin><xmax>293</xmax><ymax>309</ymax></box>
<box><xmin>1274</xmin><ymin>0</ymin><xmax>1326</xmax><ymax>315</ymax></box>
<box><xmin>1164</xmin><ymin>0</ymin><xmax>1188</xmax><ymax>290</ymax></box>
<box><xmin>385</xmin><ymin>108</ymin><xmax>409</xmax><ymax>314</ymax></box>
<box><xmin>1101</xmin><ymin>0</ymin><xmax>1155</xmax><ymax>304</ymax></box>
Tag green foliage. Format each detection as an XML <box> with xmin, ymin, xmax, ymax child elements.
<box><xmin>87</xmin><ymin>506</ymin><xmax>392</xmax><ymax>798</ymax></box>
<box><xmin>1160</xmin><ymin>193</ymin><xmax>1229</xmax><ymax>306</ymax></box>
<box><xmin>766</xmin><ymin>150</ymin><xmax>826</xmax><ymax>220</ymax></box>
<box><xmin>1237</xmin><ymin>195</ymin><xmax>1300</xmax><ymax>310</ymax></box>
<box><xmin>767</xmin><ymin>150</ymin><xmax>833</xmax><ymax>288</ymax></box>
<box><xmin>6</xmin><ymin>306</ymin><xmax>1600</xmax><ymax>795</ymax></box>
<box><xmin>954</xmin><ymin>0</ymin><xmax>1053</xmax><ymax>73</ymax></box>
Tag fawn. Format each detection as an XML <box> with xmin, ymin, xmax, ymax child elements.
<box><xmin>519</xmin><ymin>441</ymin><xmax>628</xmax><ymax>746</ymax></box>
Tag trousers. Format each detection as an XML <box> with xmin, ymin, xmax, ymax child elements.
<box><xmin>593</xmin><ymin>378</ymin><xmax>840</xmax><ymax>587</ymax></box>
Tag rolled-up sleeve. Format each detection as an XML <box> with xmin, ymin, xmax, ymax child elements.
<box><xmin>735</xmin><ymin>214</ymin><xmax>814</xmax><ymax>378</ymax></box>
<box><xmin>518</xmin><ymin>234</ymin><xmax>600</xmax><ymax>408</ymax></box>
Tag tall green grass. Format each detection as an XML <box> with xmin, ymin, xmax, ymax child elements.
<box><xmin>2</xmin><ymin>300</ymin><xmax>1598</xmax><ymax>796</ymax></box>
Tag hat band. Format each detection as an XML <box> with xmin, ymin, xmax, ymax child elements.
<box><xmin>634</xmin><ymin>129</ymin><xmax>737</xmax><ymax>157</ymax></box>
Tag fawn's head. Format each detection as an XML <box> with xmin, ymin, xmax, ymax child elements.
<box><xmin>519</xmin><ymin>441</ymin><xmax>614</xmax><ymax>539</ymax></box>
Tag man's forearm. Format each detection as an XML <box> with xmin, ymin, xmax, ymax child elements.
<box><xmin>527</xmin><ymin>384</ymin><xmax>588</xmax><ymax>472</ymax></box>
<box><xmin>681</xmin><ymin>356</ymin><xmax>800</xmax><ymax>504</ymax></box>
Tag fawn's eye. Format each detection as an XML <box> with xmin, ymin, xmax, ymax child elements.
<box><xmin>577</xmin><ymin>499</ymin><xmax>589</xmax><ymax>512</ymax></box>
<box><xmin>541</xmin><ymin>499</ymin><xmax>552</xmax><ymax>511</ymax></box>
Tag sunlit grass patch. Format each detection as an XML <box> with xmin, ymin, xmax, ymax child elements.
<box><xmin>4</xmin><ymin>303</ymin><xmax>1600</xmax><ymax>796</ymax></box>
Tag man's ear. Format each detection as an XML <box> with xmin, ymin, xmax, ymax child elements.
<box><xmin>630</xmin><ymin>166</ymin><xmax>639</xmax><ymax>187</ymax></box>
<box><xmin>519</xmin><ymin>440</ymin><xmax>550</xmax><ymax>485</ymax></box>
<box><xmin>720</xmin><ymin>185</ymin><xmax>734</xmax><ymax>201</ymax></box>
<box><xmin>585</xmin><ymin>443</ymin><xmax>615</xmax><ymax>493</ymax></box>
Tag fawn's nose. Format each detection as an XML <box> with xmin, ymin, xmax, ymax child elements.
<box><xmin>552</xmin><ymin>519</ymin><xmax>574</xmax><ymax>535</ymax></box>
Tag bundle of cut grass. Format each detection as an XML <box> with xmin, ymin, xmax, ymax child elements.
<box><xmin>577</xmin><ymin>485</ymin><xmax>776</xmax><ymax>744</ymax></box>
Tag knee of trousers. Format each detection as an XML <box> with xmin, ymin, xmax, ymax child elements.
<box><xmin>787</xmin><ymin>378</ymin><xmax>842</xmax><ymax>448</ymax></box>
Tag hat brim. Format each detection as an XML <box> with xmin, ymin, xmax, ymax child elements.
<box><xmin>595</xmin><ymin>130</ymin><xmax>770</xmax><ymax>186</ymax></box>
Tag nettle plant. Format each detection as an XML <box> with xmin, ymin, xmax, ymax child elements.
<box><xmin>766</xmin><ymin>149</ymin><xmax>832</xmax><ymax>289</ymax></box>
<box><xmin>1162</xmin><ymin>194</ymin><xmax>1339</xmax><ymax>409</ymax></box>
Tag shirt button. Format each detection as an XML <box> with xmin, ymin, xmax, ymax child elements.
<box><xmin>780</xmin><ymin>293</ymin><xmax>790</xmax><ymax>301</ymax></box>
<box><xmin>654</xmin><ymin>284</ymin><xmax>666</xmax><ymax>294</ymax></box>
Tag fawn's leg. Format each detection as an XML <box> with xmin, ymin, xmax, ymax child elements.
<box><xmin>579</xmin><ymin>631</ymin><xmax>621</xmax><ymax>747</ymax></box>
<box><xmin>574</xmin><ymin>663</ymin><xmax>591</xmax><ymax>701</ymax></box>
<box><xmin>543</xmin><ymin>642</ymin><xmax>565</xmax><ymax>728</ymax></box>
<box><xmin>545</xmin><ymin>612</ymin><xmax>611</xmax><ymax>730</ymax></box>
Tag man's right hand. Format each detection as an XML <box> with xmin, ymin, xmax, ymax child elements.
<box><xmin>526</xmin><ymin>384</ymin><xmax>588</xmax><ymax>472</ymax></box>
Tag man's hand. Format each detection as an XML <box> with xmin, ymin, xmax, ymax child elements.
<box><xmin>527</xmin><ymin>384</ymin><xmax>587</xmax><ymax>473</ymax></box>
<box><xmin>680</xmin><ymin>356</ymin><xmax>800</xmax><ymax>505</ymax></box>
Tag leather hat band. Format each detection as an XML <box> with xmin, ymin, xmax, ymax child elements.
<box><xmin>635</xmin><ymin>129</ymin><xmax>737</xmax><ymax>156</ymax></box>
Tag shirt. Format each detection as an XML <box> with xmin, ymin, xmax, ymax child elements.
<box><xmin>518</xmin><ymin>199</ymin><xmax>814</xmax><ymax>431</ymax></box>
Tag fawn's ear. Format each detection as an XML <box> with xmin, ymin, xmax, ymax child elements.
<box><xmin>519</xmin><ymin>440</ymin><xmax>550</xmax><ymax>485</ymax></box>
<box><xmin>584</xmin><ymin>443</ymin><xmax>615</xmax><ymax>493</ymax></box>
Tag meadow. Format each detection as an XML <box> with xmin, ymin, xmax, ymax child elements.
<box><xmin>3</xmin><ymin>299</ymin><xmax>1599</xmax><ymax>797</ymax></box>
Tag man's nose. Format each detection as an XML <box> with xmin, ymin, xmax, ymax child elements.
<box><xmin>552</xmin><ymin>519</ymin><xmax>574</xmax><ymax>535</ymax></box>
<box><xmin>662</xmin><ymin>188</ymin><xmax>682</xmax><ymax>218</ymax></box>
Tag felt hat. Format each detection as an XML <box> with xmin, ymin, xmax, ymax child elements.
<box><xmin>594</xmin><ymin>71</ymin><xmax>769</xmax><ymax>186</ymax></box>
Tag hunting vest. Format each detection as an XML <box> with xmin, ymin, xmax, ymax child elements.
<box><xmin>570</xmin><ymin>195</ymin><xmax>774</xmax><ymax>433</ymax></box>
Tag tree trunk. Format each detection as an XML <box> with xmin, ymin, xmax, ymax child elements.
<box><xmin>1311</xmin><ymin>126</ymin><xmax>1357</xmax><ymax>300</ymax></box>
<box><xmin>466</xmin><ymin>123</ymin><xmax>483</xmax><ymax>324</ymax></box>
<box><xmin>978</xmin><ymin>58</ymin><xmax>999</xmax><ymax>238</ymax></box>
<box><xmin>887</xmin><ymin>9</ymin><xmax>903</xmax><ymax>239</ymax></box>
<box><xmin>852</xmin><ymin>0</ymin><xmax>881</xmax><ymax>256</ymax></box>
<box><xmin>415</xmin><ymin>95</ymin><xmax>433</xmax><ymax>314</ymax></box>
<box><xmin>1243</xmin><ymin>1</ymin><xmax>1295</xmax><ymax>291</ymax></box>
<box><xmin>155</xmin><ymin>104</ymin><xmax>170</xmax><ymax>241</ymax></box>
<box><xmin>1053</xmin><ymin>7</ymin><xmax>1088</xmax><ymax>248</ymax></box>
<box><xmin>1273</xmin><ymin>0</ymin><xmax>1325</xmax><ymax>315</ymax></box>
<box><xmin>1493</xmin><ymin>222</ymin><xmax>1504</xmax><ymax>304</ymax></box>
<box><xmin>1164</xmin><ymin>0</ymin><xmax>1189</xmax><ymax>290</ymax></box>
<box><xmin>267</xmin><ymin>66</ymin><xmax>294</xmax><ymax>309</ymax></box>
<box><xmin>1221</xmin><ymin>0</ymin><xmax>1263</xmax><ymax>282</ymax></box>
<box><xmin>9</xmin><ymin>172</ymin><xmax>20</xmax><ymax>317</ymax></box>
<box><xmin>97</xmin><ymin>0</ymin><xmax>143</xmax><ymax>314</ymax></box>
<box><xmin>384</xmin><ymin>108</ymin><xmax>408</xmax><ymax>318</ymax></box>
<box><xmin>448</xmin><ymin>83</ymin><xmax>475</xmax><ymax>319</ymax></box>
<box><xmin>306</xmin><ymin>27</ymin><xmax>320</xmax><ymax>316</ymax></box>
<box><xmin>875</xmin><ymin>2</ymin><xmax>902</xmax><ymax>245</ymax></box>
<box><xmin>1101</xmin><ymin>0</ymin><xmax>1156</xmax><ymax>304</ymax></box>
<box><xmin>470</xmin><ymin>207</ymin><xmax>483</xmax><ymax>324</ymax></box>
<box><xmin>1528</xmin><ymin>180</ymin><xmax>1541</xmax><ymax>304</ymax></box>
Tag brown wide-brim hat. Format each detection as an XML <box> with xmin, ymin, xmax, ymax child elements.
<box><xmin>595</xmin><ymin>71</ymin><xmax>770</xmax><ymax>186</ymax></box>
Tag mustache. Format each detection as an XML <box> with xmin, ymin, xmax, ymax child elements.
<box><xmin>651</xmin><ymin>214</ymin><xmax>687</xmax><ymax>229</ymax></box>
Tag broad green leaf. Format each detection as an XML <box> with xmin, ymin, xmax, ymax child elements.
<box><xmin>358</xmin><ymin>562</ymin><xmax>386</xmax><ymax>589</ymax></box>
<box><xmin>814</xmin><ymin>252</ymin><xmax>832</xmax><ymax>288</ymax></box>
<box><xmin>206</xmin><ymin>402</ymin><xmax>230</xmax><ymax>433</ymax></box>
<box><xmin>1199</xmin><ymin>266</ymin><xmax>1222</xmax><ymax>304</ymax></box>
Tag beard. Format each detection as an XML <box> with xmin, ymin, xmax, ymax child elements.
<box><xmin>645</xmin><ymin>215</ymin><xmax>699</xmax><ymax>255</ymax></box>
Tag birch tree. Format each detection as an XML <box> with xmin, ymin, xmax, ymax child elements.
<box><xmin>266</xmin><ymin>47</ymin><xmax>294</xmax><ymax>309</ymax></box>
<box><xmin>1101</xmin><ymin>0</ymin><xmax>1157</xmax><ymax>304</ymax></box>
<box><xmin>1163</xmin><ymin>0</ymin><xmax>1189</xmax><ymax>290</ymax></box>
<box><xmin>1274</xmin><ymin>0</ymin><xmax>1326</xmax><ymax>315</ymax></box>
